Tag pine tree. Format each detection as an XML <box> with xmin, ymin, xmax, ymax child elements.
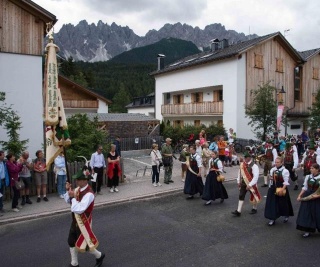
<box><xmin>308</xmin><ymin>88</ymin><xmax>320</xmax><ymax>131</ymax></box>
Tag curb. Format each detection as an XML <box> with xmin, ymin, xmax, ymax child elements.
<box><xmin>0</xmin><ymin>177</ymin><xmax>241</xmax><ymax>226</ymax></box>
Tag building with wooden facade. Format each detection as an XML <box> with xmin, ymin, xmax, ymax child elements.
<box><xmin>151</xmin><ymin>32</ymin><xmax>320</xmax><ymax>139</ymax></box>
<box><xmin>0</xmin><ymin>0</ymin><xmax>57</xmax><ymax>156</ymax></box>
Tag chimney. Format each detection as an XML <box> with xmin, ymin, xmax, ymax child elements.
<box><xmin>157</xmin><ymin>54</ymin><xmax>166</xmax><ymax>70</ymax></box>
<box><xmin>210</xmin><ymin>38</ymin><xmax>219</xmax><ymax>52</ymax></box>
<box><xmin>220</xmin><ymin>39</ymin><xmax>229</xmax><ymax>49</ymax></box>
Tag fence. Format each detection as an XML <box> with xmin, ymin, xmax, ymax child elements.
<box><xmin>2</xmin><ymin>161</ymin><xmax>94</xmax><ymax>201</ymax></box>
<box><xmin>108</xmin><ymin>136</ymin><xmax>163</xmax><ymax>151</ymax></box>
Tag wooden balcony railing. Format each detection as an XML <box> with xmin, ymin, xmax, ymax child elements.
<box><xmin>161</xmin><ymin>101</ymin><xmax>223</xmax><ymax>115</ymax></box>
<box><xmin>63</xmin><ymin>100</ymin><xmax>99</xmax><ymax>109</ymax></box>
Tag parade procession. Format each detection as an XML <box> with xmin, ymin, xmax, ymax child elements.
<box><xmin>1</xmin><ymin>0</ymin><xmax>320</xmax><ymax>266</ymax></box>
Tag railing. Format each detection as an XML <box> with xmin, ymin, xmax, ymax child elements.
<box><xmin>161</xmin><ymin>101</ymin><xmax>223</xmax><ymax>115</ymax></box>
<box><xmin>63</xmin><ymin>100</ymin><xmax>98</xmax><ymax>108</ymax></box>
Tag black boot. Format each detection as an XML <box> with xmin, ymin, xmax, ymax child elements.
<box><xmin>26</xmin><ymin>196</ymin><xmax>32</xmax><ymax>204</ymax></box>
<box><xmin>21</xmin><ymin>196</ymin><xmax>26</xmax><ymax>206</ymax></box>
<box><xmin>94</xmin><ymin>253</ymin><xmax>105</xmax><ymax>267</ymax></box>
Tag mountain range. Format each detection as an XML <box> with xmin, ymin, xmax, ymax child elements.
<box><xmin>54</xmin><ymin>21</ymin><xmax>258</xmax><ymax>62</ymax></box>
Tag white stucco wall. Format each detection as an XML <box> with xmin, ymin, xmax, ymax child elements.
<box><xmin>127</xmin><ymin>107</ymin><xmax>155</xmax><ymax>117</ymax></box>
<box><xmin>154</xmin><ymin>57</ymin><xmax>253</xmax><ymax>139</ymax></box>
<box><xmin>0</xmin><ymin>53</ymin><xmax>43</xmax><ymax>157</ymax></box>
<box><xmin>97</xmin><ymin>99</ymin><xmax>108</xmax><ymax>113</ymax></box>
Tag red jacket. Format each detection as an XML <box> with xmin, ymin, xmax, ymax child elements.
<box><xmin>6</xmin><ymin>160</ymin><xmax>23</xmax><ymax>186</ymax></box>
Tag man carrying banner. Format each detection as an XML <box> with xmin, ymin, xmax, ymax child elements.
<box><xmin>64</xmin><ymin>168</ymin><xmax>105</xmax><ymax>267</ymax></box>
<box><xmin>232</xmin><ymin>151</ymin><xmax>261</xmax><ymax>217</ymax></box>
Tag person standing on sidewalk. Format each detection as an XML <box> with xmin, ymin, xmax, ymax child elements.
<box><xmin>151</xmin><ymin>143</ymin><xmax>162</xmax><ymax>187</ymax></box>
<box><xmin>179</xmin><ymin>144</ymin><xmax>189</xmax><ymax>182</ymax></box>
<box><xmin>64</xmin><ymin>169</ymin><xmax>105</xmax><ymax>267</ymax></box>
<box><xmin>107</xmin><ymin>144</ymin><xmax>121</xmax><ymax>193</ymax></box>
<box><xmin>161</xmin><ymin>137</ymin><xmax>175</xmax><ymax>184</ymax></box>
<box><xmin>232</xmin><ymin>151</ymin><xmax>261</xmax><ymax>217</ymax></box>
<box><xmin>0</xmin><ymin>151</ymin><xmax>10</xmax><ymax>215</ymax></box>
<box><xmin>6</xmin><ymin>153</ymin><xmax>23</xmax><ymax>212</ymax></box>
<box><xmin>33</xmin><ymin>150</ymin><xmax>49</xmax><ymax>202</ymax></box>
<box><xmin>90</xmin><ymin>145</ymin><xmax>106</xmax><ymax>195</ymax></box>
<box><xmin>18</xmin><ymin>151</ymin><xmax>33</xmax><ymax>206</ymax></box>
<box><xmin>113</xmin><ymin>136</ymin><xmax>125</xmax><ymax>183</ymax></box>
<box><xmin>54</xmin><ymin>151</ymin><xmax>67</xmax><ymax>199</ymax></box>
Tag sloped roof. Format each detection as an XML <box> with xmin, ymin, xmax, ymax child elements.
<box><xmin>151</xmin><ymin>32</ymin><xmax>304</xmax><ymax>76</ymax></box>
<box><xmin>298</xmin><ymin>48</ymin><xmax>320</xmax><ymax>61</ymax></box>
<box><xmin>85</xmin><ymin>113</ymin><xmax>159</xmax><ymax>122</ymax></box>
<box><xmin>59</xmin><ymin>75</ymin><xmax>112</xmax><ymax>104</ymax></box>
<box><xmin>126</xmin><ymin>92</ymin><xmax>155</xmax><ymax>108</ymax></box>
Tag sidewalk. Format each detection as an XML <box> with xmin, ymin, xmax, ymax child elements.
<box><xmin>0</xmin><ymin>151</ymin><xmax>253</xmax><ymax>225</ymax></box>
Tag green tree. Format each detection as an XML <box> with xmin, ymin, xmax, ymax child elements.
<box><xmin>245</xmin><ymin>83</ymin><xmax>277</xmax><ymax>140</ymax></box>
<box><xmin>0</xmin><ymin>109</ymin><xmax>28</xmax><ymax>156</ymax></box>
<box><xmin>66</xmin><ymin>114</ymin><xmax>109</xmax><ymax>161</ymax></box>
<box><xmin>308</xmin><ymin>88</ymin><xmax>320</xmax><ymax>131</ymax></box>
<box><xmin>110</xmin><ymin>84</ymin><xmax>131</xmax><ymax>113</ymax></box>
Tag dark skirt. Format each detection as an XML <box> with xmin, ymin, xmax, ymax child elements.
<box><xmin>184</xmin><ymin>170</ymin><xmax>204</xmax><ymax>196</ymax></box>
<box><xmin>202</xmin><ymin>171</ymin><xmax>228</xmax><ymax>201</ymax></box>
<box><xmin>296</xmin><ymin>190</ymin><xmax>320</xmax><ymax>233</ymax></box>
<box><xmin>264</xmin><ymin>185</ymin><xmax>294</xmax><ymax>220</ymax></box>
<box><xmin>107</xmin><ymin>168</ymin><xmax>119</xmax><ymax>187</ymax></box>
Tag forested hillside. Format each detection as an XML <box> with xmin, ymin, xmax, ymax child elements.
<box><xmin>58</xmin><ymin>38</ymin><xmax>201</xmax><ymax>112</ymax></box>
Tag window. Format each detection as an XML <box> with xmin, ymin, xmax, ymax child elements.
<box><xmin>194</xmin><ymin>120</ymin><xmax>200</xmax><ymax>127</ymax></box>
<box><xmin>254</xmin><ymin>53</ymin><xmax>264</xmax><ymax>69</ymax></box>
<box><xmin>191</xmin><ymin>92</ymin><xmax>203</xmax><ymax>103</ymax></box>
<box><xmin>294</xmin><ymin>66</ymin><xmax>302</xmax><ymax>101</ymax></box>
<box><xmin>173</xmin><ymin>94</ymin><xmax>183</xmax><ymax>104</ymax></box>
<box><xmin>213</xmin><ymin>90</ymin><xmax>223</xmax><ymax>101</ymax></box>
<box><xmin>173</xmin><ymin>120</ymin><xmax>184</xmax><ymax>128</ymax></box>
<box><xmin>313</xmin><ymin>67</ymin><xmax>319</xmax><ymax>80</ymax></box>
<box><xmin>276</xmin><ymin>58</ymin><xmax>284</xmax><ymax>73</ymax></box>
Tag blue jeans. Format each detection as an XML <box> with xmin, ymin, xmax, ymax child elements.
<box><xmin>57</xmin><ymin>175</ymin><xmax>67</xmax><ymax>195</ymax></box>
<box><xmin>0</xmin><ymin>180</ymin><xmax>5</xmax><ymax>210</ymax></box>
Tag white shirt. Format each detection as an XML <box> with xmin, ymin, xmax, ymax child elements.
<box><xmin>64</xmin><ymin>184</ymin><xmax>95</xmax><ymax>214</ymax></box>
<box><xmin>190</xmin><ymin>153</ymin><xmax>202</xmax><ymax>168</ymax></box>
<box><xmin>195</xmin><ymin>145</ymin><xmax>202</xmax><ymax>158</ymax></box>
<box><xmin>269</xmin><ymin>166</ymin><xmax>290</xmax><ymax>186</ymax></box>
<box><xmin>302</xmin><ymin>173</ymin><xmax>320</xmax><ymax>191</ymax></box>
<box><xmin>208</xmin><ymin>158</ymin><xmax>223</xmax><ymax>173</ymax></box>
<box><xmin>90</xmin><ymin>152</ymin><xmax>106</xmax><ymax>168</ymax></box>
<box><xmin>151</xmin><ymin>149</ymin><xmax>162</xmax><ymax>166</ymax></box>
<box><xmin>301</xmin><ymin>152</ymin><xmax>320</xmax><ymax>165</ymax></box>
<box><xmin>237</xmin><ymin>160</ymin><xmax>259</xmax><ymax>187</ymax></box>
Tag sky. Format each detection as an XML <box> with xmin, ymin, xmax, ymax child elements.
<box><xmin>33</xmin><ymin>0</ymin><xmax>320</xmax><ymax>51</ymax></box>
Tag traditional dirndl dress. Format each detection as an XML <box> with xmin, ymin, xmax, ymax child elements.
<box><xmin>296</xmin><ymin>174</ymin><xmax>320</xmax><ymax>233</ymax></box>
<box><xmin>184</xmin><ymin>155</ymin><xmax>204</xmax><ymax>196</ymax></box>
<box><xmin>202</xmin><ymin>158</ymin><xmax>228</xmax><ymax>201</ymax></box>
<box><xmin>264</xmin><ymin>167</ymin><xmax>294</xmax><ymax>220</ymax></box>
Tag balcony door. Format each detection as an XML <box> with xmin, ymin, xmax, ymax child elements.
<box><xmin>191</xmin><ymin>92</ymin><xmax>203</xmax><ymax>103</ymax></box>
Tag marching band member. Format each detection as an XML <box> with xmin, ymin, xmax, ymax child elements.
<box><xmin>262</xmin><ymin>141</ymin><xmax>278</xmax><ymax>187</ymax></box>
<box><xmin>283</xmin><ymin>143</ymin><xmax>299</xmax><ymax>190</ymax></box>
<box><xmin>232</xmin><ymin>151</ymin><xmax>261</xmax><ymax>217</ymax></box>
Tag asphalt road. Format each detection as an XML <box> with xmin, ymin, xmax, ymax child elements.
<box><xmin>0</xmin><ymin>181</ymin><xmax>318</xmax><ymax>267</ymax></box>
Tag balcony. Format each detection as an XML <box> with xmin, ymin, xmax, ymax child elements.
<box><xmin>63</xmin><ymin>100</ymin><xmax>98</xmax><ymax>109</ymax></box>
<box><xmin>161</xmin><ymin>101</ymin><xmax>223</xmax><ymax>116</ymax></box>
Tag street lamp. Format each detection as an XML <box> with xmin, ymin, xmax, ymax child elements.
<box><xmin>276</xmin><ymin>86</ymin><xmax>286</xmax><ymax>132</ymax></box>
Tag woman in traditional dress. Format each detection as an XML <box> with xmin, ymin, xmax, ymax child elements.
<box><xmin>264</xmin><ymin>157</ymin><xmax>294</xmax><ymax>226</ymax></box>
<box><xmin>106</xmin><ymin>144</ymin><xmax>121</xmax><ymax>193</ymax></box>
<box><xmin>296</xmin><ymin>163</ymin><xmax>320</xmax><ymax>237</ymax></box>
<box><xmin>202</xmin><ymin>151</ymin><xmax>228</xmax><ymax>205</ymax></box>
<box><xmin>184</xmin><ymin>145</ymin><xmax>204</xmax><ymax>200</ymax></box>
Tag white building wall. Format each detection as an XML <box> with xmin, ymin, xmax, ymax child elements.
<box><xmin>97</xmin><ymin>99</ymin><xmax>108</xmax><ymax>113</ymax></box>
<box><xmin>155</xmin><ymin>58</ymin><xmax>253</xmax><ymax>139</ymax></box>
<box><xmin>0</xmin><ymin>53</ymin><xmax>43</xmax><ymax>157</ymax></box>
